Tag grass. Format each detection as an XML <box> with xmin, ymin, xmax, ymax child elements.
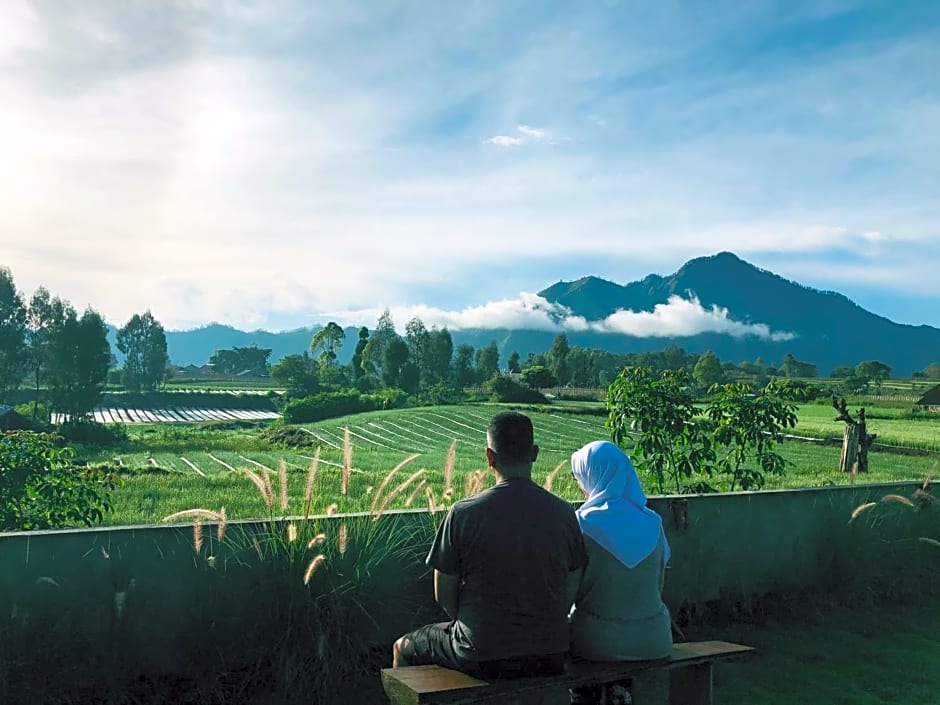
<box><xmin>703</xmin><ymin>599</ymin><xmax>940</xmax><ymax>705</ymax></box>
<box><xmin>793</xmin><ymin>403</ymin><xmax>940</xmax><ymax>450</ymax></box>
<box><xmin>76</xmin><ymin>403</ymin><xmax>940</xmax><ymax>526</ymax></box>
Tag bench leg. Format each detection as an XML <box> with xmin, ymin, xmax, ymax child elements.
<box><xmin>669</xmin><ymin>663</ymin><xmax>712</xmax><ymax>705</ymax></box>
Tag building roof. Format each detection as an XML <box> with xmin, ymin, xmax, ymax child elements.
<box><xmin>916</xmin><ymin>383</ymin><xmax>940</xmax><ymax>406</ymax></box>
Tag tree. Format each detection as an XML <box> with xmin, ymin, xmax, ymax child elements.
<box><xmin>829</xmin><ymin>366</ymin><xmax>855</xmax><ymax>379</ymax></box>
<box><xmin>607</xmin><ymin>367</ymin><xmax>713</xmax><ymax>495</ymax></box>
<box><xmin>362</xmin><ymin>309</ymin><xmax>396</xmax><ymax>380</ymax></box>
<box><xmin>475</xmin><ymin>341</ymin><xmax>500</xmax><ymax>381</ymax></box>
<box><xmin>780</xmin><ymin>353</ymin><xmax>817</xmax><ymax>378</ymax></box>
<box><xmin>548</xmin><ymin>334</ymin><xmax>570</xmax><ymax>385</ymax></box>
<box><xmin>693</xmin><ymin>350</ymin><xmax>724</xmax><ymax>390</ymax></box>
<box><xmin>506</xmin><ymin>351</ymin><xmax>521</xmax><ymax>374</ymax></box>
<box><xmin>270</xmin><ymin>353</ymin><xmax>319</xmax><ymax>398</ymax></box>
<box><xmin>47</xmin><ymin>308</ymin><xmax>111</xmax><ymax>420</ymax></box>
<box><xmin>452</xmin><ymin>344</ymin><xmax>476</xmax><ymax>389</ymax></box>
<box><xmin>26</xmin><ymin>287</ymin><xmax>70</xmax><ymax>418</ymax></box>
<box><xmin>208</xmin><ymin>345</ymin><xmax>272</xmax><ymax>375</ymax></box>
<box><xmin>383</xmin><ymin>336</ymin><xmax>410</xmax><ymax>388</ymax></box>
<box><xmin>855</xmin><ymin>360</ymin><xmax>891</xmax><ymax>392</ymax></box>
<box><xmin>310</xmin><ymin>322</ymin><xmax>346</xmax><ymax>369</ymax></box>
<box><xmin>404</xmin><ymin>317</ymin><xmax>431</xmax><ymax>389</ymax></box>
<box><xmin>117</xmin><ymin>311</ymin><xmax>168</xmax><ymax>392</ymax></box>
<box><xmin>0</xmin><ymin>267</ymin><xmax>28</xmax><ymax>403</ymax></box>
<box><xmin>706</xmin><ymin>381</ymin><xmax>798</xmax><ymax>491</ymax></box>
<box><xmin>520</xmin><ymin>365</ymin><xmax>557</xmax><ymax>390</ymax></box>
<box><xmin>922</xmin><ymin>363</ymin><xmax>940</xmax><ymax>380</ymax></box>
<box><xmin>0</xmin><ymin>432</ymin><xmax>118</xmax><ymax>531</ymax></box>
<box><xmin>351</xmin><ymin>327</ymin><xmax>370</xmax><ymax>380</ymax></box>
<box><xmin>425</xmin><ymin>327</ymin><xmax>453</xmax><ymax>386</ymax></box>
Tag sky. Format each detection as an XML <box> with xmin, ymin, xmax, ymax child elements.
<box><xmin>1</xmin><ymin>0</ymin><xmax>939</xmax><ymax>336</ymax></box>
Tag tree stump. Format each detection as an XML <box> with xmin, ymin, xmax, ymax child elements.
<box><xmin>832</xmin><ymin>397</ymin><xmax>876</xmax><ymax>474</ymax></box>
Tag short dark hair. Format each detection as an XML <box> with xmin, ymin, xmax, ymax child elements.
<box><xmin>486</xmin><ymin>412</ymin><xmax>535</xmax><ymax>467</ymax></box>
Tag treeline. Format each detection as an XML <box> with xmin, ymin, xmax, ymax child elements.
<box><xmin>0</xmin><ymin>268</ymin><xmax>170</xmax><ymax>420</ymax></box>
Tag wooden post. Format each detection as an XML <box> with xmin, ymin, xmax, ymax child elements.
<box><xmin>839</xmin><ymin>423</ymin><xmax>859</xmax><ymax>474</ymax></box>
<box><xmin>670</xmin><ymin>663</ymin><xmax>713</xmax><ymax>705</ymax></box>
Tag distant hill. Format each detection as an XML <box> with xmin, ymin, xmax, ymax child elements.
<box><xmin>536</xmin><ymin>252</ymin><xmax>940</xmax><ymax>375</ymax></box>
<box><xmin>147</xmin><ymin>253</ymin><xmax>940</xmax><ymax>376</ymax></box>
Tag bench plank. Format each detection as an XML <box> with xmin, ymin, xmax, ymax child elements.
<box><xmin>382</xmin><ymin>641</ymin><xmax>754</xmax><ymax>705</ymax></box>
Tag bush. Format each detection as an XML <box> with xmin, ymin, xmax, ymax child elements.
<box><xmin>0</xmin><ymin>431</ymin><xmax>120</xmax><ymax>531</ymax></box>
<box><xmin>57</xmin><ymin>420</ymin><xmax>129</xmax><ymax>446</ymax></box>
<box><xmin>484</xmin><ymin>375</ymin><xmax>549</xmax><ymax>404</ymax></box>
<box><xmin>282</xmin><ymin>388</ymin><xmax>412</xmax><ymax>424</ymax></box>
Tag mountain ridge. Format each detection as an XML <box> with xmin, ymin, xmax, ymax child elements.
<box><xmin>154</xmin><ymin>253</ymin><xmax>940</xmax><ymax>375</ymax></box>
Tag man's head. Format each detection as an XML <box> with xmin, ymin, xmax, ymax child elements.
<box><xmin>485</xmin><ymin>412</ymin><xmax>539</xmax><ymax>479</ymax></box>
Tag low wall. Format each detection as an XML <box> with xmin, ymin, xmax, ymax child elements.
<box><xmin>0</xmin><ymin>481</ymin><xmax>936</xmax><ymax>691</ymax></box>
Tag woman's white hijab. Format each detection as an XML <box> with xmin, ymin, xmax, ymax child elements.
<box><xmin>571</xmin><ymin>440</ymin><xmax>670</xmax><ymax>569</ymax></box>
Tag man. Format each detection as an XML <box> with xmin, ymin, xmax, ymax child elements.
<box><xmin>393</xmin><ymin>411</ymin><xmax>587</xmax><ymax>677</ymax></box>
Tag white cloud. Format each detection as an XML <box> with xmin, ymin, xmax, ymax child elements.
<box><xmin>321</xmin><ymin>293</ymin><xmax>794</xmax><ymax>342</ymax></box>
<box><xmin>484</xmin><ymin>135</ymin><xmax>524</xmax><ymax>147</ymax></box>
<box><xmin>484</xmin><ymin>124</ymin><xmax>553</xmax><ymax>147</ymax></box>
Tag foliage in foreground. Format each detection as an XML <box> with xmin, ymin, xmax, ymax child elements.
<box><xmin>607</xmin><ymin>368</ymin><xmax>799</xmax><ymax>493</ymax></box>
<box><xmin>0</xmin><ymin>431</ymin><xmax>119</xmax><ymax>531</ymax></box>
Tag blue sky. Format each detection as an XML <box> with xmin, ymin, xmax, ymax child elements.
<box><xmin>1</xmin><ymin>0</ymin><xmax>938</xmax><ymax>333</ymax></box>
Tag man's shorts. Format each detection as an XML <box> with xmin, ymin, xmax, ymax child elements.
<box><xmin>399</xmin><ymin>621</ymin><xmax>566</xmax><ymax>679</ymax></box>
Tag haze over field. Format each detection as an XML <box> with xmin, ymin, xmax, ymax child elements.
<box><xmin>2</xmin><ymin>1</ymin><xmax>939</xmax><ymax>331</ymax></box>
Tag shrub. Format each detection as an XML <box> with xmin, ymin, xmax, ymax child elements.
<box><xmin>0</xmin><ymin>431</ymin><xmax>120</xmax><ymax>531</ymax></box>
<box><xmin>484</xmin><ymin>374</ymin><xmax>549</xmax><ymax>404</ymax></box>
<box><xmin>57</xmin><ymin>420</ymin><xmax>128</xmax><ymax>446</ymax></box>
<box><xmin>282</xmin><ymin>388</ymin><xmax>412</xmax><ymax>424</ymax></box>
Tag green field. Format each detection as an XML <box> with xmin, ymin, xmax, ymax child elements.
<box><xmin>81</xmin><ymin>403</ymin><xmax>940</xmax><ymax>526</ymax></box>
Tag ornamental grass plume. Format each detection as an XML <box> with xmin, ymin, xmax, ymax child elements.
<box><xmin>372</xmin><ymin>469</ymin><xmax>427</xmax><ymax>519</ymax></box>
<box><xmin>244</xmin><ymin>469</ymin><xmax>274</xmax><ymax>508</ymax></box>
<box><xmin>342</xmin><ymin>428</ymin><xmax>352</xmax><ymax>496</ymax></box>
<box><xmin>279</xmin><ymin>459</ymin><xmax>289</xmax><ymax>512</ymax></box>
<box><xmin>304</xmin><ymin>448</ymin><xmax>320</xmax><ymax>520</ymax></box>
<box><xmin>405</xmin><ymin>479</ymin><xmax>428</xmax><ymax>507</ymax></box>
<box><xmin>307</xmin><ymin>533</ymin><xmax>327</xmax><ymax>549</ymax></box>
<box><xmin>426</xmin><ymin>486</ymin><xmax>438</xmax><ymax>513</ymax></box>
<box><xmin>369</xmin><ymin>454</ymin><xmax>421</xmax><ymax>516</ymax></box>
<box><xmin>443</xmin><ymin>440</ymin><xmax>457</xmax><ymax>495</ymax></box>
<box><xmin>338</xmin><ymin>522</ymin><xmax>348</xmax><ymax>555</ymax></box>
<box><xmin>303</xmin><ymin>554</ymin><xmax>327</xmax><ymax>585</ymax></box>
<box><xmin>543</xmin><ymin>460</ymin><xmax>567</xmax><ymax>492</ymax></box>
<box><xmin>193</xmin><ymin>519</ymin><xmax>203</xmax><ymax>554</ymax></box>
<box><xmin>217</xmin><ymin>506</ymin><xmax>227</xmax><ymax>542</ymax></box>
<box><xmin>163</xmin><ymin>509</ymin><xmax>225</xmax><ymax>523</ymax></box>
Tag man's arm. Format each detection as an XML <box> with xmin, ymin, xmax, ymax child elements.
<box><xmin>434</xmin><ymin>569</ymin><xmax>460</xmax><ymax>619</ymax></box>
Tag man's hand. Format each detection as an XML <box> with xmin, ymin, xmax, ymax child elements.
<box><xmin>434</xmin><ymin>569</ymin><xmax>460</xmax><ymax>619</ymax></box>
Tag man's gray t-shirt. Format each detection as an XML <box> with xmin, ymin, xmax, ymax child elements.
<box><xmin>426</xmin><ymin>477</ymin><xmax>587</xmax><ymax>662</ymax></box>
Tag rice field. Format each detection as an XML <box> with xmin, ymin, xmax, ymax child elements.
<box><xmin>89</xmin><ymin>403</ymin><xmax>940</xmax><ymax>526</ymax></box>
<box><xmin>52</xmin><ymin>406</ymin><xmax>280</xmax><ymax>424</ymax></box>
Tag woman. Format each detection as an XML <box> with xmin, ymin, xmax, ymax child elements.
<box><xmin>568</xmin><ymin>441</ymin><xmax>673</xmax><ymax>704</ymax></box>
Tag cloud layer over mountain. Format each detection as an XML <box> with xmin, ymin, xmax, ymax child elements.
<box><xmin>324</xmin><ymin>293</ymin><xmax>795</xmax><ymax>341</ymax></box>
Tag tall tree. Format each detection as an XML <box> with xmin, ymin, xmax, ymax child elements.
<box><xmin>383</xmin><ymin>336</ymin><xmax>410</xmax><ymax>388</ymax></box>
<box><xmin>506</xmin><ymin>350</ymin><xmax>521</xmax><ymax>374</ymax></box>
<box><xmin>854</xmin><ymin>360</ymin><xmax>891</xmax><ymax>391</ymax></box>
<box><xmin>208</xmin><ymin>345</ymin><xmax>272</xmax><ymax>375</ymax></box>
<box><xmin>404</xmin><ymin>317</ymin><xmax>431</xmax><ymax>388</ymax></box>
<box><xmin>693</xmin><ymin>350</ymin><xmax>724</xmax><ymax>390</ymax></box>
<box><xmin>310</xmin><ymin>322</ymin><xmax>346</xmax><ymax>368</ymax></box>
<box><xmin>117</xmin><ymin>311</ymin><xmax>169</xmax><ymax>392</ymax></box>
<box><xmin>425</xmin><ymin>327</ymin><xmax>453</xmax><ymax>386</ymax></box>
<box><xmin>475</xmin><ymin>340</ymin><xmax>500</xmax><ymax>381</ymax></box>
<box><xmin>47</xmin><ymin>308</ymin><xmax>111</xmax><ymax>420</ymax></box>
<box><xmin>548</xmin><ymin>333</ymin><xmax>570</xmax><ymax>385</ymax></box>
<box><xmin>0</xmin><ymin>267</ymin><xmax>28</xmax><ymax>403</ymax></box>
<box><xmin>26</xmin><ymin>288</ymin><xmax>70</xmax><ymax>418</ymax></box>
<box><xmin>351</xmin><ymin>327</ymin><xmax>370</xmax><ymax>380</ymax></box>
<box><xmin>362</xmin><ymin>309</ymin><xmax>396</xmax><ymax>380</ymax></box>
<box><xmin>270</xmin><ymin>353</ymin><xmax>319</xmax><ymax>397</ymax></box>
<box><xmin>452</xmin><ymin>344</ymin><xmax>476</xmax><ymax>389</ymax></box>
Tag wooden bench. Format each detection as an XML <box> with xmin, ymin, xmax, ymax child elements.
<box><xmin>382</xmin><ymin>640</ymin><xmax>754</xmax><ymax>705</ymax></box>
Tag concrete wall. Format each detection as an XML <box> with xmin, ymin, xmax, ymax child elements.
<box><xmin>0</xmin><ymin>481</ymin><xmax>936</xmax><ymax>690</ymax></box>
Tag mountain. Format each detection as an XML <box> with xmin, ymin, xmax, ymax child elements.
<box><xmin>536</xmin><ymin>252</ymin><xmax>940</xmax><ymax>375</ymax></box>
<box><xmin>150</xmin><ymin>253</ymin><xmax>940</xmax><ymax>376</ymax></box>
